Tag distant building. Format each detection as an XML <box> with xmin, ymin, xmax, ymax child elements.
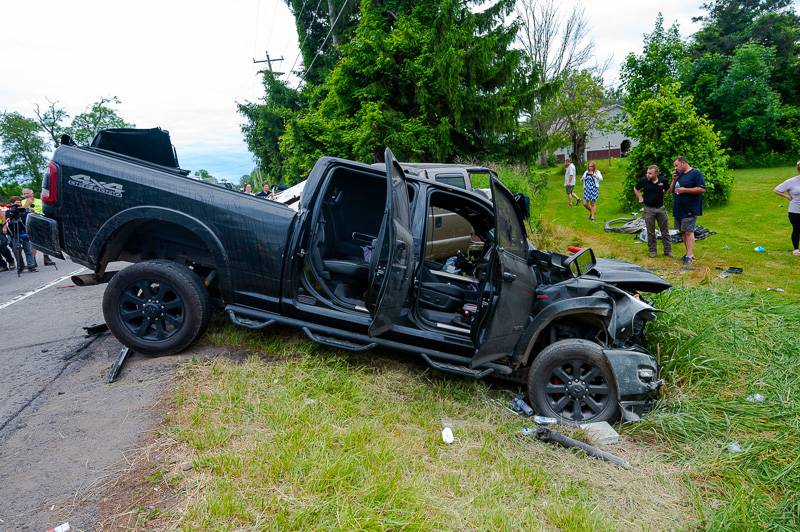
<box><xmin>554</xmin><ymin>104</ymin><xmax>636</xmax><ymax>163</ymax></box>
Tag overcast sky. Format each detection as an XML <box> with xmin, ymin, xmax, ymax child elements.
<box><xmin>0</xmin><ymin>1</ymin><xmax>722</xmax><ymax>180</ymax></box>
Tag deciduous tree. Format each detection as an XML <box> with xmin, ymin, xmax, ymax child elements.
<box><xmin>0</xmin><ymin>112</ymin><xmax>47</xmax><ymax>191</ymax></box>
<box><xmin>68</xmin><ymin>96</ymin><xmax>134</xmax><ymax>145</ymax></box>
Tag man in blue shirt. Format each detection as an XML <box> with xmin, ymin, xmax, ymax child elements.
<box><xmin>669</xmin><ymin>156</ymin><xmax>706</xmax><ymax>265</ymax></box>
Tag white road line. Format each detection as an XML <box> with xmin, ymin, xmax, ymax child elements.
<box><xmin>0</xmin><ymin>268</ymin><xmax>87</xmax><ymax>310</ymax></box>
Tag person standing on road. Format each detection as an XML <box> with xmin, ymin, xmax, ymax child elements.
<box><xmin>773</xmin><ymin>159</ymin><xmax>800</xmax><ymax>256</ymax></box>
<box><xmin>3</xmin><ymin>196</ymin><xmax>37</xmax><ymax>272</ymax></box>
<box><xmin>0</xmin><ymin>209</ymin><xmax>16</xmax><ymax>271</ymax></box>
<box><xmin>634</xmin><ymin>165</ymin><xmax>672</xmax><ymax>258</ymax></box>
<box><xmin>581</xmin><ymin>161</ymin><xmax>603</xmax><ymax>222</ymax></box>
<box><xmin>669</xmin><ymin>156</ymin><xmax>706</xmax><ymax>265</ymax></box>
<box><xmin>21</xmin><ymin>188</ymin><xmax>55</xmax><ymax>266</ymax></box>
<box><xmin>564</xmin><ymin>157</ymin><xmax>579</xmax><ymax>207</ymax></box>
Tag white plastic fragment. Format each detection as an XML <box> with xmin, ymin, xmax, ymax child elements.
<box><xmin>579</xmin><ymin>421</ymin><xmax>620</xmax><ymax>445</ymax></box>
<box><xmin>767</xmin><ymin>287</ymin><xmax>785</xmax><ymax>293</ymax></box>
<box><xmin>533</xmin><ymin>415</ymin><xmax>558</xmax><ymax>425</ymax></box>
<box><xmin>746</xmin><ymin>393</ymin><xmax>765</xmax><ymax>403</ymax></box>
<box><xmin>47</xmin><ymin>523</ymin><xmax>71</xmax><ymax>532</ymax></box>
<box><xmin>727</xmin><ymin>441</ymin><xmax>743</xmax><ymax>453</ymax></box>
<box><xmin>441</xmin><ymin>426</ymin><xmax>454</xmax><ymax>444</ymax></box>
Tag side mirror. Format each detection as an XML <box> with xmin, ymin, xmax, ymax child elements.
<box><xmin>563</xmin><ymin>248</ymin><xmax>597</xmax><ymax>277</ymax></box>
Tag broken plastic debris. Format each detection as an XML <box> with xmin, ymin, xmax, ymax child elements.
<box><xmin>767</xmin><ymin>287</ymin><xmax>785</xmax><ymax>293</ymax></box>
<box><xmin>303</xmin><ymin>397</ymin><xmax>317</xmax><ymax>406</ymax></box>
<box><xmin>520</xmin><ymin>427</ymin><xmax>535</xmax><ymax>436</ymax></box>
<box><xmin>510</xmin><ymin>396</ymin><xmax>534</xmax><ymax>416</ymax></box>
<box><xmin>746</xmin><ymin>393</ymin><xmax>765</xmax><ymax>403</ymax></box>
<box><xmin>727</xmin><ymin>441</ymin><xmax>743</xmax><ymax>453</ymax></box>
<box><xmin>534</xmin><ymin>415</ymin><xmax>558</xmax><ymax>425</ymax></box>
<box><xmin>753</xmin><ymin>246</ymin><xmax>765</xmax><ymax>252</ymax></box>
<box><xmin>441</xmin><ymin>425</ymin><xmax>454</xmax><ymax>444</ymax></box>
<box><xmin>47</xmin><ymin>524</ymin><xmax>71</xmax><ymax>532</ymax></box>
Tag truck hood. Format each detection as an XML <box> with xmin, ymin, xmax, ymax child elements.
<box><xmin>589</xmin><ymin>258</ymin><xmax>671</xmax><ymax>293</ymax></box>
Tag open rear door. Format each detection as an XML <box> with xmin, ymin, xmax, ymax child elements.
<box><xmin>365</xmin><ymin>148</ymin><xmax>415</xmax><ymax>337</ymax></box>
<box><xmin>471</xmin><ymin>177</ymin><xmax>537</xmax><ymax>367</ymax></box>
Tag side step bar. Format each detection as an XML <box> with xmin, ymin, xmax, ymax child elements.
<box><xmin>225</xmin><ymin>304</ymin><xmax>511</xmax><ymax>377</ymax></box>
<box><xmin>420</xmin><ymin>354</ymin><xmax>494</xmax><ymax>379</ymax></box>
<box><xmin>302</xmin><ymin>327</ymin><xmax>377</xmax><ymax>352</ymax></box>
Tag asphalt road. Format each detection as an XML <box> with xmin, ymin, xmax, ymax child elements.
<box><xmin>0</xmin><ymin>258</ymin><xmax>197</xmax><ymax>530</ymax></box>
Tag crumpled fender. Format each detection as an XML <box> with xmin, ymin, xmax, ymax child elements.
<box><xmin>513</xmin><ymin>295</ymin><xmax>613</xmax><ymax>366</ymax></box>
<box><xmin>603</xmin><ymin>347</ymin><xmax>660</xmax><ymax>403</ymax></box>
<box><xmin>88</xmin><ymin>205</ymin><xmax>232</xmax><ymax>298</ymax></box>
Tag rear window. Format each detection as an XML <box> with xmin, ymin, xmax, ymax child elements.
<box><xmin>434</xmin><ymin>173</ymin><xmax>467</xmax><ymax>189</ymax></box>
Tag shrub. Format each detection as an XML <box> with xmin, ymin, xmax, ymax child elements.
<box><xmin>619</xmin><ymin>83</ymin><xmax>732</xmax><ymax>210</ymax></box>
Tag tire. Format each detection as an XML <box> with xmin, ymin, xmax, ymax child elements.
<box><xmin>102</xmin><ymin>260</ymin><xmax>210</xmax><ymax>356</ymax></box>
<box><xmin>527</xmin><ymin>339</ymin><xmax>619</xmax><ymax>423</ymax></box>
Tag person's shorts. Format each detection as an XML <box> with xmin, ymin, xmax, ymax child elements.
<box><xmin>676</xmin><ymin>216</ymin><xmax>697</xmax><ymax>233</ymax></box>
<box><xmin>565</xmin><ymin>185</ymin><xmax>575</xmax><ymax>195</ymax></box>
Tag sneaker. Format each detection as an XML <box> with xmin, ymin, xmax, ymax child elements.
<box><xmin>8</xmin><ymin>262</ymin><xmax>15</xmax><ymax>269</ymax></box>
<box><xmin>793</xmin><ymin>249</ymin><xmax>800</xmax><ymax>256</ymax></box>
<box><xmin>44</xmin><ymin>258</ymin><xmax>56</xmax><ymax>266</ymax></box>
<box><xmin>682</xmin><ymin>256</ymin><xmax>694</xmax><ymax>265</ymax></box>
<box><xmin>28</xmin><ymin>267</ymin><xmax>39</xmax><ymax>272</ymax></box>
<box><xmin>648</xmin><ymin>251</ymin><xmax>657</xmax><ymax>258</ymax></box>
<box><xmin>0</xmin><ymin>266</ymin><xmax>8</xmax><ymax>272</ymax></box>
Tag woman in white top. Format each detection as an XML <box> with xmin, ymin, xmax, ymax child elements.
<box><xmin>773</xmin><ymin>159</ymin><xmax>800</xmax><ymax>256</ymax></box>
<box><xmin>581</xmin><ymin>161</ymin><xmax>603</xmax><ymax>222</ymax></box>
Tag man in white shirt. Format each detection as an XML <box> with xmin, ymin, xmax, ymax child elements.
<box><xmin>564</xmin><ymin>157</ymin><xmax>578</xmax><ymax>207</ymax></box>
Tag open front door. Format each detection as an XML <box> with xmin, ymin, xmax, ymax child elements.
<box><xmin>365</xmin><ymin>148</ymin><xmax>415</xmax><ymax>337</ymax></box>
<box><xmin>471</xmin><ymin>177</ymin><xmax>537</xmax><ymax>367</ymax></box>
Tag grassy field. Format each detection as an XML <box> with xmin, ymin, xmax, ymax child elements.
<box><xmin>106</xmin><ymin>161</ymin><xmax>800</xmax><ymax>530</ymax></box>
<box><xmin>530</xmin><ymin>160</ymin><xmax>800</xmax><ymax>294</ymax></box>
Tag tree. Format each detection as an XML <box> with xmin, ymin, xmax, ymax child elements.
<box><xmin>0</xmin><ymin>112</ymin><xmax>47</xmax><ymax>191</ymax></box>
<box><xmin>619</xmin><ymin>14</ymin><xmax>688</xmax><ymax>109</ymax></box>
<box><xmin>238</xmin><ymin>71</ymin><xmax>302</xmax><ymax>182</ymax></box>
<box><xmin>33</xmin><ymin>100</ymin><xmax>69</xmax><ymax>147</ymax></box>
<box><xmin>193</xmin><ymin>169</ymin><xmax>218</xmax><ymax>184</ymax></box>
<box><xmin>68</xmin><ymin>96</ymin><xmax>134</xmax><ymax>145</ymax></box>
<box><xmin>711</xmin><ymin>43</ymin><xmax>782</xmax><ymax>155</ymax></box>
<box><xmin>515</xmin><ymin>0</ymin><xmax>597</xmax><ymax>159</ymax></box>
<box><xmin>552</xmin><ymin>70</ymin><xmax>607</xmax><ymax>166</ymax></box>
<box><xmin>619</xmin><ymin>83</ymin><xmax>731</xmax><ymax>210</ymax></box>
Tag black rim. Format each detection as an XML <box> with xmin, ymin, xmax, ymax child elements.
<box><xmin>544</xmin><ymin>359</ymin><xmax>611</xmax><ymax>421</ymax></box>
<box><xmin>119</xmin><ymin>279</ymin><xmax>184</xmax><ymax>341</ymax></box>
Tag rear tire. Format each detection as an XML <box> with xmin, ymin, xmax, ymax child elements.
<box><xmin>528</xmin><ymin>339</ymin><xmax>619</xmax><ymax>423</ymax></box>
<box><xmin>102</xmin><ymin>260</ymin><xmax>209</xmax><ymax>356</ymax></box>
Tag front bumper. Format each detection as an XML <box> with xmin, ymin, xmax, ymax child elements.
<box><xmin>26</xmin><ymin>213</ymin><xmax>65</xmax><ymax>260</ymax></box>
<box><xmin>603</xmin><ymin>347</ymin><xmax>661</xmax><ymax>418</ymax></box>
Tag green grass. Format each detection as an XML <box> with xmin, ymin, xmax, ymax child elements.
<box><xmin>155</xmin><ymin>326</ymin><xmax>692</xmax><ymax>530</ymax></box>
<box><xmin>529</xmin><ymin>159</ymin><xmax>800</xmax><ymax>294</ymax></box>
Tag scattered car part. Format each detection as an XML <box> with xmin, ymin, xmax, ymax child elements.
<box><xmin>106</xmin><ymin>346</ymin><xmax>131</xmax><ymax>383</ymax></box>
<box><xmin>535</xmin><ymin>427</ymin><xmax>631</xmax><ymax>469</ymax></box>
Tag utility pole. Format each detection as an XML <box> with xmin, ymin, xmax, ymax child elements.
<box><xmin>607</xmin><ymin>142</ymin><xmax>612</xmax><ymax>167</ymax></box>
<box><xmin>253</xmin><ymin>52</ymin><xmax>285</xmax><ymax>76</ymax></box>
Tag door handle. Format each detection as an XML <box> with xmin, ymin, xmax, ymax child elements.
<box><xmin>502</xmin><ymin>271</ymin><xmax>517</xmax><ymax>282</ymax></box>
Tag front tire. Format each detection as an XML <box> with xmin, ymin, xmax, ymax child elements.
<box><xmin>102</xmin><ymin>260</ymin><xmax>209</xmax><ymax>356</ymax></box>
<box><xmin>528</xmin><ymin>339</ymin><xmax>619</xmax><ymax>423</ymax></box>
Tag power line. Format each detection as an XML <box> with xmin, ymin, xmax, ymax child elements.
<box><xmin>299</xmin><ymin>0</ymin><xmax>348</xmax><ymax>86</ymax></box>
<box><xmin>288</xmin><ymin>0</ymin><xmax>324</xmax><ymax>76</ymax></box>
<box><xmin>281</xmin><ymin>0</ymin><xmax>311</xmax><ymax>62</ymax></box>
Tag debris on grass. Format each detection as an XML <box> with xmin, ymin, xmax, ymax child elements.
<box><xmin>745</xmin><ymin>393</ymin><xmax>766</xmax><ymax>403</ymax></box>
<box><xmin>754</xmin><ymin>246</ymin><xmax>766</xmax><ymax>252</ymax></box>
<box><xmin>441</xmin><ymin>421</ymin><xmax>454</xmax><ymax>444</ymax></box>
<box><xmin>534</xmin><ymin>428</ymin><xmax>632</xmax><ymax>469</ymax></box>
<box><xmin>510</xmin><ymin>396</ymin><xmax>534</xmax><ymax>416</ymax></box>
<box><xmin>580</xmin><ymin>422</ymin><xmax>620</xmax><ymax>445</ymax></box>
<box><xmin>726</xmin><ymin>441</ymin><xmax>744</xmax><ymax>454</ymax></box>
<box><xmin>767</xmin><ymin>287</ymin><xmax>785</xmax><ymax>293</ymax></box>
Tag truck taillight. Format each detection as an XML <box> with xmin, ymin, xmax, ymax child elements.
<box><xmin>42</xmin><ymin>161</ymin><xmax>59</xmax><ymax>205</ymax></box>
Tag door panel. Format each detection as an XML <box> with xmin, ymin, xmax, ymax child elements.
<box><xmin>365</xmin><ymin>148</ymin><xmax>415</xmax><ymax>337</ymax></box>
<box><xmin>471</xmin><ymin>177</ymin><xmax>537</xmax><ymax>367</ymax></box>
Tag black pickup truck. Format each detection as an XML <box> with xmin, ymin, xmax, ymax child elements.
<box><xmin>28</xmin><ymin>128</ymin><xmax>671</xmax><ymax>423</ymax></box>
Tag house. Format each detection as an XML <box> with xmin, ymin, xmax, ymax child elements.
<box><xmin>554</xmin><ymin>104</ymin><xmax>637</xmax><ymax>163</ymax></box>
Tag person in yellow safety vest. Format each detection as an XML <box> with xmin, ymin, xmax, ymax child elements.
<box><xmin>21</xmin><ymin>188</ymin><xmax>55</xmax><ymax>266</ymax></box>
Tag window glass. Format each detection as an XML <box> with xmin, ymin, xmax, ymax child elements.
<box><xmin>494</xmin><ymin>187</ymin><xmax>527</xmax><ymax>257</ymax></box>
<box><xmin>434</xmin><ymin>173</ymin><xmax>467</xmax><ymax>189</ymax></box>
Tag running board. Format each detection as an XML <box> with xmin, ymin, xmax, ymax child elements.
<box><xmin>227</xmin><ymin>309</ymin><xmax>276</xmax><ymax>330</ymax></box>
<box><xmin>302</xmin><ymin>327</ymin><xmax>377</xmax><ymax>352</ymax></box>
<box><xmin>421</xmin><ymin>354</ymin><xmax>495</xmax><ymax>379</ymax></box>
<box><xmin>224</xmin><ymin>304</ymin><xmax>512</xmax><ymax>376</ymax></box>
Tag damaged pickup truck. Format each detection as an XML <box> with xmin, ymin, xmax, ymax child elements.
<box><xmin>28</xmin><ymin>128</ymin><xmax>671</xmax><ymax>423</ymax></box>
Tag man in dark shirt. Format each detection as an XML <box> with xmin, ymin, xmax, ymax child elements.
<box><xmin>669</xmin><ymin>156</ymin><xmax>706</xmax><ymax>265</ymax></box>
<box><xmin>634</xmin><ymin>165</ymin><xmax>672</xmax><ymax>258</ymax></box>
<box><xmin>255</xmin><ymin>182</ymin><xmax>271</xmax><ymax>198</ymax></box>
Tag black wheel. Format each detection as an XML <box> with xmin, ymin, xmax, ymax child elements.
<box><xmin>528</xmin><ymin>339</ymin><xmax>619</xmax><ymax>423</ymax></box>
<box><xmin>102</xmin><ymin>260</ymin><xmax>209</xmax><ymax>356</ymax></box>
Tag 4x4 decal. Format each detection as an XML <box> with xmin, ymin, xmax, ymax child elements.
<box><xmin>68</xmin><ymin>174</ymin><xmax>124</xmax><ymax>198</ymax></box>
